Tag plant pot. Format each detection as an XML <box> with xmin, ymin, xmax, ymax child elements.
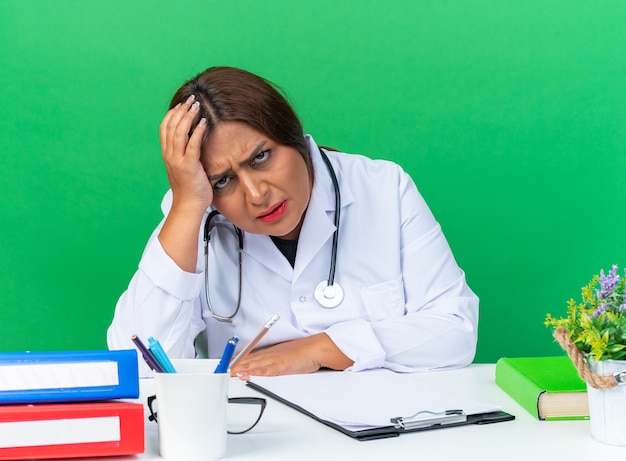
<box><xmin>587</xmin><ymin>359</ymin><xmax>626</xmax><ymax>446</ymax></box>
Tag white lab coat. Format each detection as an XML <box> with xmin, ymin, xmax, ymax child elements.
<box><xmin>107</xmin><ymin>136</ymin><xmax>479</xmax><ymax>376</ymax></box>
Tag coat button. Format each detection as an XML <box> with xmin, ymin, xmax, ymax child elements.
<box><xmin>299</xmin><ymin>296</ymin><xmax>306</xmax><ymax>302</ymax></box>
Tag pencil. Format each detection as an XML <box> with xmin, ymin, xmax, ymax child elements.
<box><xmin>230</xmin><ymin>314</ymin><xmax>280</xmax><ymax>372</ymax></box>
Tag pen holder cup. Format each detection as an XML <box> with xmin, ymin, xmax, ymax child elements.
<box><xmin>154</xmin><ymin>359</ymin><xmax>229</xmax><ymax>461</ymax></box>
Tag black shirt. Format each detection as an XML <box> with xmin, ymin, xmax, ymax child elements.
<box><xmin>270</xmin><ymin>236</ymin><xmax>298</xmax><ymax>267</ymax></box>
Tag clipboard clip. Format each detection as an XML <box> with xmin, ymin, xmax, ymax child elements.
<box><xmin>390</xmin><ymin>409</ymin><xmax>467</xmax><ymax>430</ymax></box>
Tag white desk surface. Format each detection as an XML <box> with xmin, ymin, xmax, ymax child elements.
<box><xmin>76</xmin><ymin>365</ymin><xmax>626</xmax><ymax>460</ymax></box>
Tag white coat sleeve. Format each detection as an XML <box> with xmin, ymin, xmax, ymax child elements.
<box><xmin>106</xmin><ymin>194</ymin><xmax>207</xmax><ymax>377</ymax></box>
<box><xmin>324</xmin><ymin>171</ymin><xmax>479</xmax><ymax>373</ymax></box>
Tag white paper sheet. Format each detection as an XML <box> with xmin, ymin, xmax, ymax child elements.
<box><xmin>250</xmin><ymin>369</ymin><xmax>500</xmax><ymax>431</ymax></box>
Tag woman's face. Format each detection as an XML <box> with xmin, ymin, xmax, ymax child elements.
<box><xmin>201</xmin><ymin>121</ymin><xmax>312</xmax><ymax>240</ymax></box>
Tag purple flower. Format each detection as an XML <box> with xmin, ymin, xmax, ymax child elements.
<box><xmin>597</xmin><ymin>265</ymin><xmax>620</xmax><ymax>300</ymax></box>
<box><xmin>593</xmin><ymin>303</ymin><xmax>608</xmax><ymax>317</ymax></box>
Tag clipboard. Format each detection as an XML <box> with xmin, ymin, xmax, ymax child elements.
<box><xmin>246</xmin><ymin>370</ymin><xmax>515</xmax><ymax>441</ymax></box>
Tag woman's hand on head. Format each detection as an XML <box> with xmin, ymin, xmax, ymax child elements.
<box><xmin>159</xmin><ymin>95</ymin><xmax>212</xmax><ymax>212</ymax></box>
<box><xmin>157</xmin><ymin>95</ymin><xmax>213</xmax><ymax>273</ymax></box>
<box><xmin>231</xmin><ymin>333</ymin><xmax>354</xmax><ymax>379</ymax></box>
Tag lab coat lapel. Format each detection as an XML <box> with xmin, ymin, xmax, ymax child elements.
<box><xmin>293</xmin><ymin>140</ymin><xmax>354</xmax><ymax>281</ymax></box>
<box><xmin>243</xmin><ymin>233</ymin><xmax>293</xmax><ymax>281</ymax></box>
<box><xmin>293</xmin><ymin>189</ymin><xmax>336</xmax><ymax>281</ymax></box>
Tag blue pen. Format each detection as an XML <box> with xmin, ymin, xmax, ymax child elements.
<box><xmin>215</xmin><ymin>336</ymin><xmax>239</xmax><ymax>373</ymax></box>
<box><xmin>147</xmin><ymin>337</ymin><xmax>177</xmax><ymax>373</ymax></box>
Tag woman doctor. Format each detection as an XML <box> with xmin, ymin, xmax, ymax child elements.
<box><xmin>107</xmin><ymin>66</ymin><xmax>479</xmax><ymax>377</ymax></box>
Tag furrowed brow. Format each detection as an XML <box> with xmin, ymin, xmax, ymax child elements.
<box><xmin>207</xmin><ymin>141</ymin><xmax>267</xmax><ymax>181</ymax></box>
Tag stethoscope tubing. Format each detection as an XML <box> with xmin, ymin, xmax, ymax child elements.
<box><xmin>319</xmin><ymin>149</ymin><xmax>340</xmax><ymax>286</ymax></box>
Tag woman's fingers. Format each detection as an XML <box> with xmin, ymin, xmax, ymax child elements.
<box><xmin>171</xmin><ymin>100</ymin><xmax>201</xmax><ymax>159</ymax></box>
<box><xmin>230</xmin><ymin>334</ymin><xmax>354</xmax><ymax>377</ymax></box>
<box><xmin>157</xmin><ymin>94</ymin><xmax>213</xmax><ymax>210</ymax></box>
<box><xmin>231</xmin><ymin>339</ymin><xmax>320</xmax><ymax>377</ymax></box>
<box><xmin>159</xmin><ymin>102</ymin><xmax>182</xmax><ymax>149</ymax></box>
<box><xmin>160</xmin><ymin>95</ymin><xmax>197</xmax><ymax>161</ymax></box>
<box><xmin>187</xmin><ymin>116</ymin><xmax>207</xmax><ymax>157</ymax></box>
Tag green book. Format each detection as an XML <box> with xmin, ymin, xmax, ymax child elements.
<box><xmin>495</xmin><ymin>356</ymin><xmax>589</xmax><ymax>421</ymax></box>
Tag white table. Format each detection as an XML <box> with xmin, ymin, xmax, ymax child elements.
<box><xmin>89</xmin><ymin>365</ymin><xmax>626</xmax><ymax>460</ymax></box>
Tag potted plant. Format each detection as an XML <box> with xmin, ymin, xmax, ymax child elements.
<box><xmin>545</xmin><ymin>264</ymin><xmax>626</xmax><ymax>446</ymax></box>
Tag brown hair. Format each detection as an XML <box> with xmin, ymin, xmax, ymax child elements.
<box><xmin>169</xmin><ymin>66</ymin><xmax>310</xmax><ymax>164</ymax></box>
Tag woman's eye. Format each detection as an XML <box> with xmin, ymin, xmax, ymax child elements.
<box><xmin>214</xmin><ymin>176</ymin><xmax>231</xmax><ymax>190</ymax></box>
<box><xmin>251</xmin><ymin>149</ymin><xmax>271</xmax><ymax>166</ymax></box>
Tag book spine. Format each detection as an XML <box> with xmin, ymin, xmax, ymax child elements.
<box><xmin>495</xmin><ymin>358</ymin><xmax>544</xmax><ymax>420</ymax></box>
<box><xmin>0</xmin><ymin>350</ymin><xmax>139</xmax><ymax>404</ymax></box>
<box><xmin>0</xmin><ymin>402</ymin><xmax>144</xmax><ymax>459</ymax></box>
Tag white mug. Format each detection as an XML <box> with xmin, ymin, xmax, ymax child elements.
<box><xmin>154</xmin><ymin>359</ymin><xmax>229</xmax><ymax>461</ymax></box>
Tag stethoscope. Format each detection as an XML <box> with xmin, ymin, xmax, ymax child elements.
<box><xmin>203</xmin><ymin>147</ymin><xmax>343</xmax><ymax>323</ymax></box>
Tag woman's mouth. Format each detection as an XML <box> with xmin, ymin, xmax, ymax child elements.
<box><xmin>257</xmin><ymin>201</ymin><xmax>287</xmax><ymax>223</ymax></box>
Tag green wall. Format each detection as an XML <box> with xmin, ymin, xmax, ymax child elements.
<box><xmin>1</xmin><ymin>1</ymin><xmax>625</xmax><ymax>362</ymax></box>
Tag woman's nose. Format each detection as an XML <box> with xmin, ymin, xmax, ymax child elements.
<box><xmin>240</xmin><ymin>174</ymin><xmax>267</xmax><ymax>205</ymax></box>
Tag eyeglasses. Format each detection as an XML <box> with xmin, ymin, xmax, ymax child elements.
<box><xmin>147</xmin><ymin>395</ymin><xmax>267</xmax><ymax>435</ymax></box>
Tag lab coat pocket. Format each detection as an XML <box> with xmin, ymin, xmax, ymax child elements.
<box><xmin>359</xmin><ymin>276</ymin><xmax>406</xmax><ymax>321</ymax></box>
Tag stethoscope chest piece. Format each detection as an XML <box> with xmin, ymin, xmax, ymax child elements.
<box><xmin>314</xmin><ymin>280</ymin><xmax>344</xmax><ymax>309</ymax></box>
